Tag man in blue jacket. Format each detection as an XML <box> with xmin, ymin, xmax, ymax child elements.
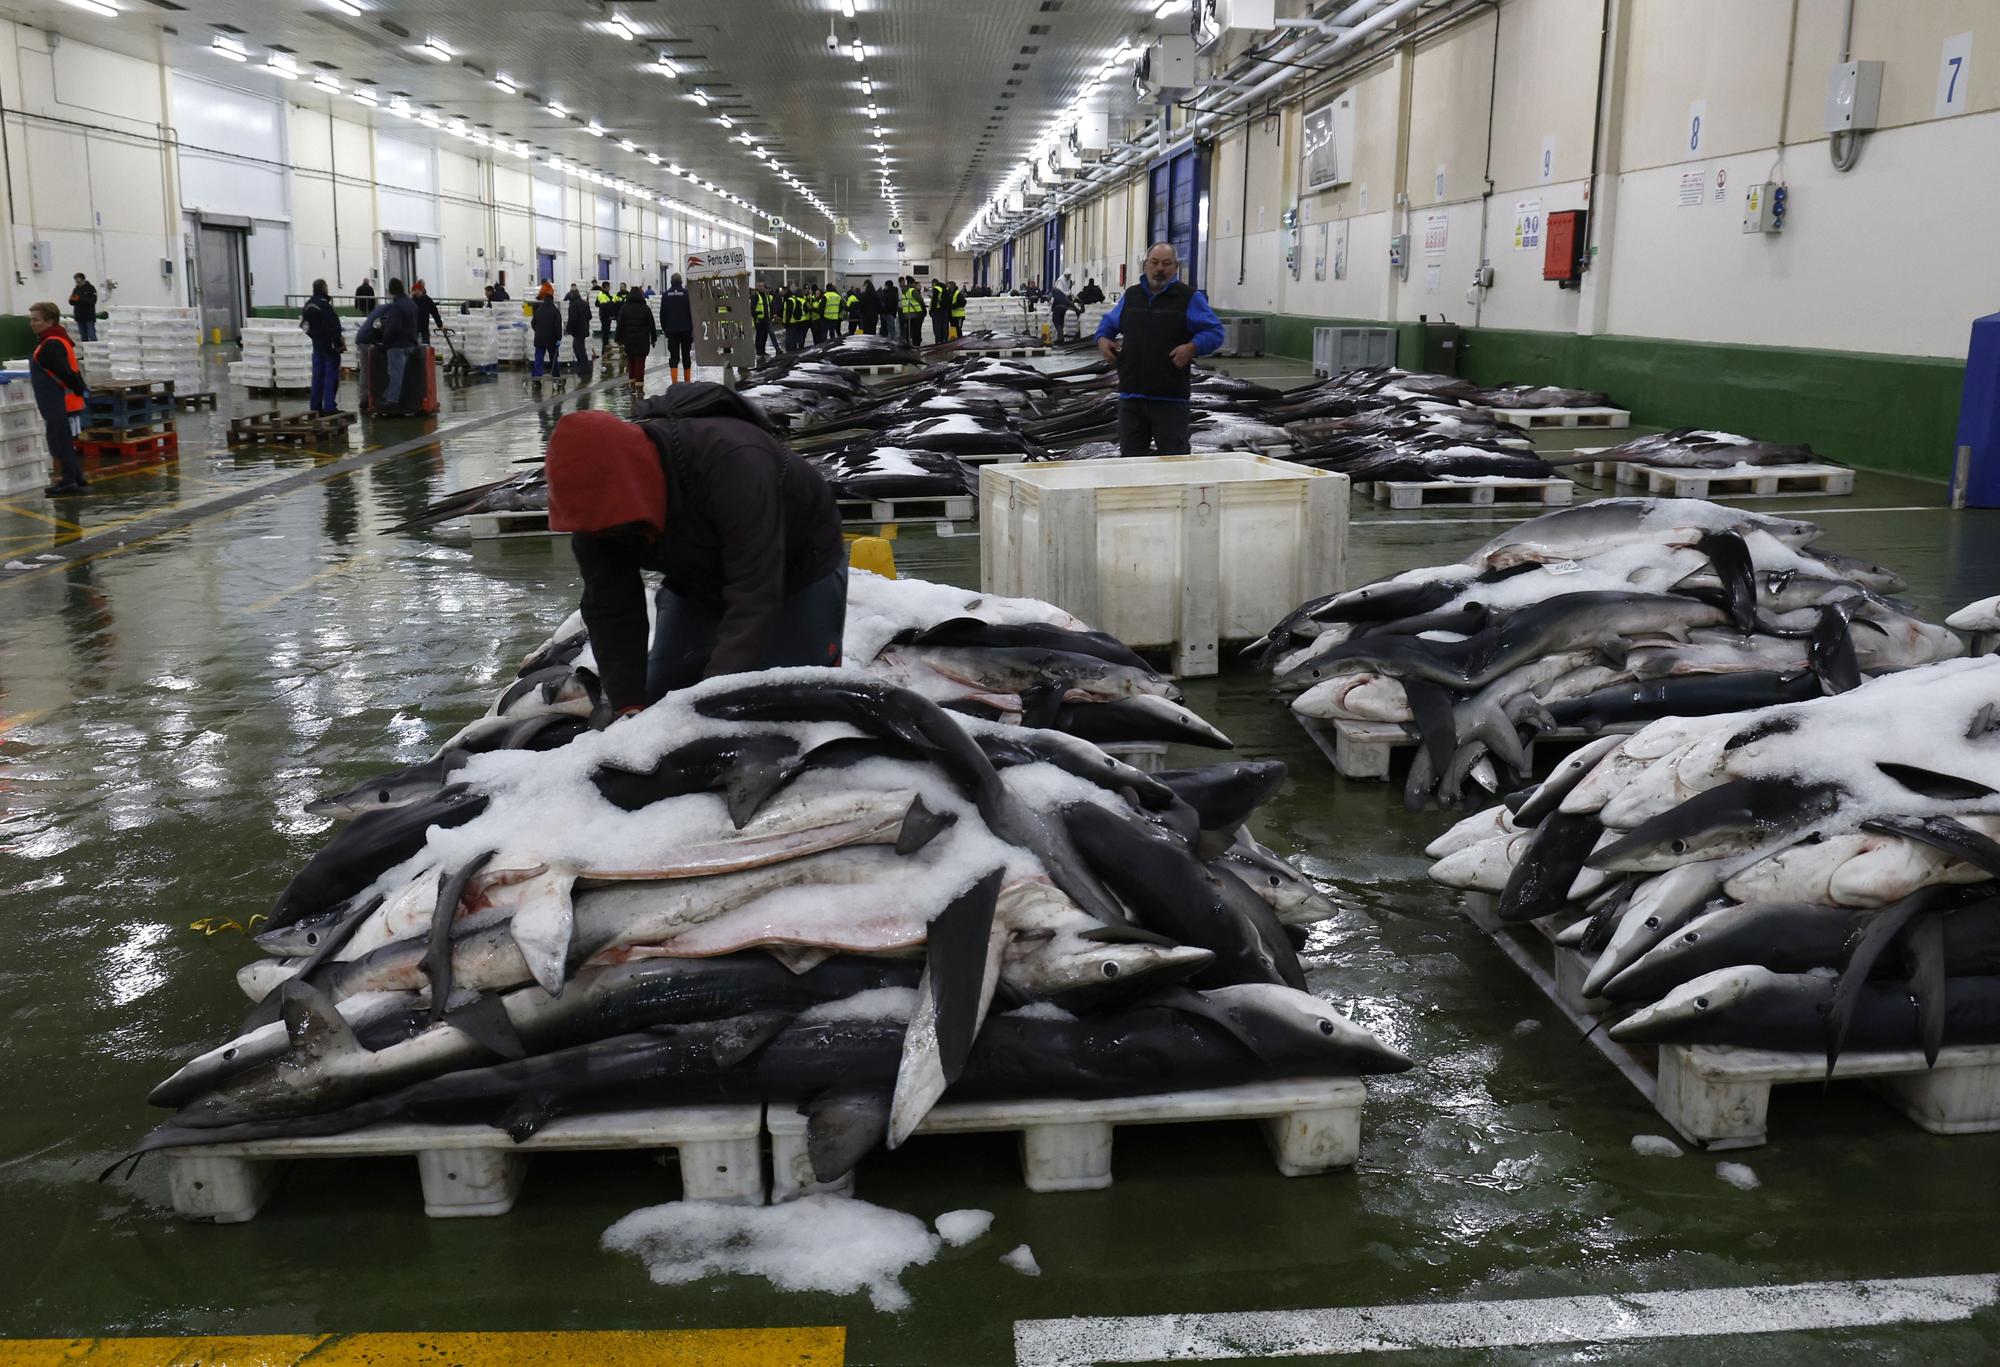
<box><xmin>1094</xmin><ymin>243</ymin><xmax>1225</xmax><ymax>458</ymax></box>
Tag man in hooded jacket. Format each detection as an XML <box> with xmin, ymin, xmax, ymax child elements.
<box><xmin>545</xmin><ymin>386</ymin><xmax>846</xmax><ymax>720</ymax></box>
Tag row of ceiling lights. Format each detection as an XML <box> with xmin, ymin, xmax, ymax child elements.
<box><xmin>953</xmin><ymin>0</ymin><xmax>1195</xmax><ymax>254</ymax></box>
<box><xmin>143</xmin><ymin>0</ymin><xmax>830</xmax><ymax>249</ymax></box>
<box><xmin>826</xmin><ymin>0</ymin><xmax>901</xmax><ymax>231</ymax></box>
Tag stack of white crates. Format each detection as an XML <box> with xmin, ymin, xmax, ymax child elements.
<box><xmin>103</xmin><ymin>305</ymin><xmax>204</xmax><ymax>394</ymax></box>
<box><xmin>495</xmin><ymin>314</ymin><xmax>529</xmax><ymax>363</ymax></box>
<box><xmin>455</xmin><ymin>309</ymin><xmax>499</xmax><ymax>366</ymax></box>
<box><xmin>77</xmin><ymin>339</ymin><xmax>113</xmax><ymax>379</ymax></box>
<box><xmin>232</xmin><ymin>318</ymin><xmax>312</xmax><ymax>392</ymax></box>
<box><xmin>0</xmin><ymin>375</ymin><xmax>48</xmax><ymax>496</ymax></box>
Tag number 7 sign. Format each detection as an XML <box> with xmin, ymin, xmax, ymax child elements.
<box><xmin>1938</xmin><ymin>33</ymin><xmax>1972</xmax><ymax>118</ymax></box>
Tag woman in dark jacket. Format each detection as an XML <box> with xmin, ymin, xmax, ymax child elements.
<box><xmin>657</xmin><ymin>273</ymin><xmax>694</xmax><ymax>384</ymax></box>
<box><xmin>27</xmin><ymin>301</ymin><xmax>89</xmax><ymax>496</ymax></box>
<box><xmin>545</xmin><ymin>386</ymin><xmax>846</xmax><ymax>716</ymax></box>
<box><xmin>615</xmin><ymin>289</ymin><xmax>658</xmax><ymax>385</ymax></box>
<box><xmin>530</xmin><ymin>285</ymin><xmax>563</xmax><ymax>377</ymax></box>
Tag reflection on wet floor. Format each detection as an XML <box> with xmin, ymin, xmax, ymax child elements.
<box><xmin>2</xmin><ymin>351</ymin><xmax>1997</xmax><ymax>1364</ymax></box>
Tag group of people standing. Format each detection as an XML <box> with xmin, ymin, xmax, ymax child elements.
<box><xmin>751</xmin><ymin>277</ymin><xmax>966</xmax><ymax>358</ymax></box>
<box><xmin>529</xmin><ymin>277</ymin><xmax>698</xmax><ymax>386</ymax></box>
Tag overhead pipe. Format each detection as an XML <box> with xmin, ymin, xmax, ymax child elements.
<box><xmin>1194</xmin><ymin>0</ymin><xmax>1428</xmax><ymax>138</ymax></box>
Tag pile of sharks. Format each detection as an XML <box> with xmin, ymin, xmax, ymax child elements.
<box><xmin>1428</xmin><ymin>655</ymin><xmax>2000</xmax><ymax>1067</ymax></box>
<box><xmin>1253</xmin><ymin>498</ymin><xmax>1959</xmax><ymax>807</ymax></box>
<box><xmin>1564</xmin><ymin>427</ymin><xmax>1835</xmax><ymax>473</ymax></box>
<box><xmin>125</xmin><ymin>578</ymin><xmax>1406</xmax><ymax>1180</ymax></box>
<box><xmin>1264</xmin><ymin>367</ymin><xmax>1571</xmax><ymax>485</ymax></box>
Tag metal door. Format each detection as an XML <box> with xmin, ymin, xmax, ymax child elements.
<box><xmin>196</xmin><ymin>224</ymin><xmax>247</xmax><ymax>342</ymax></box>
<box><xmin>537</xmin><ymin>251</ymin><xmax>557</xmax><ymax>288</ymax></box>
<box><xmin>596</xmin><ymin>256</ymin><xmax>613</xmax><ymax>285</ymax></box>
<box><xmin>385</xmin><ymin>239</ymin><xmax>417</xmax><ymax>289</ymax></box>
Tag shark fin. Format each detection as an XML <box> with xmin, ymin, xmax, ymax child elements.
<box><xmin>426</xmin><ymin>849</ymin><xmax>497</xmax><ymax>1026</ymax></box>
<box><xmin>1906</xmin><ymin>912</ymin><xmax>1948</xmax><ymax>1069</ymax></box>
<box><xmin>1861</xmin><ymin>814</ymin><xmax>2000</xmax><ymax>879</ymax></box>
<box><xmin>507</xmin><ymin>868</ymin><xmax>577</xmax><ymax>997</ymax></box>
<box><xmin>888</xmin><ymin>869</ymin><xmax>1005</xmax><ymax>1148</ymax></box>
<box><xmin>280</xmin><ymin>979</ymin><xmax>365</xmax><ymax>1064</ymax></box>
<box><xmin>803</xmin><ymin>1088</ymin><xmax>892</xmax><ymax>1183</ymax></box>
<box><xmin>895</xmin><ymin>795</ymin><xmax>958</xmax><ymax>856</ymax></box>
<box><xmin>1828</xmin><ymin>886</ymin><xmax>1941</xmax><ymax>1077</ymax></box>
<box><xmin>444</xmin><ymin>993</ymin><xmax>526</xmax><ymax>1061</ymax></box>
<box><xmin>1018</xmin><ymin>682</ymin><xmax>1065</xmax><ymax>730</ymax></box>
<box><xmin>1695</xmin><ymin>530</ymin><xmax>1758</xmax><ymax>633</ymax></box>
<box><xmin>1808</xmin><ymin>599</ymin><xmax>1863</xmax><ymax>694</ymax></box>
<box><xmin>709</xmin><ymin>1010</ymin><xmax>793</xmax><ymax>1068</ymax></box>
<box><xmin>1151</xmin><ymin>985</ymin><xmax>1273</xmax><ymax>1064</ymax></box>
<box><xmin>1400</xmin><ymin>677</ymin><xmax>1459</xmax><ymax>782</ymax></box>
<box><xmin>1873</xmin><ymin>764</ymin><xmax>1998</xmax><ymax>803</ymax></box>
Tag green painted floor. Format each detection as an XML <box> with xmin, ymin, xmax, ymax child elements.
<box><xmin>2</xmin><ymin>353</ymin><xmax>1998</xmax><ymax>1364</ymax></box>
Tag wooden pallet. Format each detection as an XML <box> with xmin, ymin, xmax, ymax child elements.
<box><xmin>78</xmin><ymin>430</ymin><xmax>177</xmax><ymax>462</ymax></box>
<box><xmin>226</xmin><ymin>410</ymin><xmax>357</xmax><ymax>448</ymax></box>
<box><xmin>837</xmin><ymin>493</ymin><xmax>976</xmax><ymax>524</ymax></box>
<box><xmin>1488</xmin><ymin>405</ymin><xmax>1630</xmax><ymax>430</ymax></box>
<box><xmin>1636</xmin><ymin>462</ymin><xmax>1855</xmax><ymax>499</ymax></box>
<box><xmin>962</xmin><ymin>347</ymin><xmax>1052</xmax><ymax>359</ymax></box>
<box><xmin>1360</xmin><ymin>476</ymin><xmax>1574</xmax><ymax>509</ymax></box>
<box><xmin>1293</xmin><ymin>712</ymin><xmax>1629</xmax><ymax>783</ymax></box>
<box><xmin>1460</xmin><ymin>892</ymin><xmax>2000</xmax><ymax>1149</ymax></box>
<box><xmin>245</xmin><ymin>385</ymin><xmax>313</xmax><ymax>396</ymax></box>
<box><xmin>90</xmin><ymin>378</ymin><xmax>176</xmax><ymax>401</ymax></box>
<box><xmin>81</xmin><ymin>419</ymin><xmax>175</xmax><ymax>443</ymax></box>
<box><xmin>766</xmin><ymin>1078</ymin><xmax>1367</xmax><ymax>1201</ymax></box>
<box><xmin>174</xmin><ymin>390</ymin><xmax>220</xmax><ymax>411</ymax></box>
<box><xmin>160</xmin><ymin>1104</ymin><xmax>767</xmax><ymax>1223</ymax></box>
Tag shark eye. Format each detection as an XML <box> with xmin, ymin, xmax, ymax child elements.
<box><xmin>378</xmin><ymin>790</ymin><xmax>392</xmax><ymax>803</ymax></box>
<box><xmin>1318</xmin><ymin>1019</ymin><xmax>1335</xmax><ymax>1035</ymax></box>
<box><xmin>1669</xmin><ymin>839</ymin><xmax>1688</xmax><ymax>854</ymax></box>
<box><xmin>1100</xmin><ymin>961</ymin><xmax>1120</xmax><ymax>979</ymax></box>
<box><xmin>1694</xmin><ymin>996</ymin><xmax>1711</xmax><ymax>1011</ymax></box>
<box><xmin>1268</xmin><ymin>875</ymin><xmax>1282</xmax><ymax>888</ymax></box>
<box><xmin>305</xmin><ymin>932</ymin><xmax>320</xmax><ymax>946</ymax></box>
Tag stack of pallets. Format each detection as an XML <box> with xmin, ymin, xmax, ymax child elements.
<box><xmin>78</xmin><ymin>379</ymin><xmax>178</xmax><ymax>465</ymax></box>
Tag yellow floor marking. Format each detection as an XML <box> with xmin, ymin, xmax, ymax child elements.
<box><xmin>248</xmin><ymin>556</ymin><xmax>372</xmax><ymax>612</ymax></box>
<box><xmin>0</xmin><ymin>1328</ymin><xmax>845</xmax><ymax>1366</ymax></box>
<box><xmin>0</xmin><ymin>501</ymin><xmax>84</xmax><ymax>532</ymax></box>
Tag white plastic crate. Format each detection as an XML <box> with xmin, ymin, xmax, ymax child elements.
<box><xmin>0</xmin><ymin>431</ymin><xmax>49</xmax><ymax>495</ymax></box>
<box><xmin>980</xmin><ymin>455</ymin><xmax>1349</xmax><ymax>677</ymax></box>
<box><xmin>0</xmin><ymin>405</ymin><xmax>45</xmax><ymax>438</ymax></box>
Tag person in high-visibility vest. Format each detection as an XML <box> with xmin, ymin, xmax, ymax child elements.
<box><xmin>27</xmin><ymin>300</ymin><xmax>89</xmax><ymax>495</ymax></box>
<box><xmin>752</xmin><ymin>285</ymin><xmax>771</xmax><ymax>359</ymax></box>
<box><xmin>818</xmin><ymin>284</ymin><xmax>842</xmax><ymax>347</ymax></box>
<box><xmin>844</xmin><ymin>286</ymin><xmax>864</xmax><ymax>335</ymax></box>
<box><xmin>947</xmin><ymin>280</ymin><xmax>967</xmax><ymax>340</ymax></box>
<box><xmin>593</xmin><ymin>283</ymin><xmax>615</xmax><ymax>345</ymax></box>
<box><xmin>929</xmin><ymin>279</ymin><xmax>953</xmax><ymax>346</ymax></box>
<box><xmin>900</xmin><ymin>278</ymin><xmax>924</xmax><ymax>348</ymax></box>
<box><xmin>786</xmin><ymin>287</ymin><xmax>807</xmax><ymax>352</ymax></box>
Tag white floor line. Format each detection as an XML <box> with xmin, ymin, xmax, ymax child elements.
<box><xmin>1011</xmin><ymin>1274</ymin><xmax>2000</xmax><ymax>1365</ymax></box>
<box><xmin>1348</xmin><ymin>504</ymin><xmax>1941</xmax><ymax>527</ymax></box>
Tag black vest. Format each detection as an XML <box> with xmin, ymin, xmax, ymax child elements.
<box><xmin>1113</xmin><ymin>280</ymin><xmax>1195</xmax><ymax>400</ymax></box>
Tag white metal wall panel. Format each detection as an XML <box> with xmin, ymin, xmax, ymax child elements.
<box><xmin>375</xmin><ymin>134</ymin><xmax>438</xmax><ymax>236</ymax></box>
<box><xmin>170</xmin><ymin>73</ymin><xmax>286</xmax><ymax>220</ymax></box>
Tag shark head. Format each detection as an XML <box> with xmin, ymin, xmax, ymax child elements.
<box><xmin>1607</xmin><ymin>964</ymin><xmax>1775</xmax><ymax>1044</ymax></box>
<box><xmin>997</xmin><ymin>879</ymin><xmax>1215</xmax><ymax>1010</ymax></box>
<box><xmin>1200</xmin><ymin>983</ymin><xmax>1413</xmax><ymax>1074</ymax></box>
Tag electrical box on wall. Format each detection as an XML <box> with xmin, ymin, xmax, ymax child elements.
<box><xmin>1543</xmin><ymin>209</ymin><xmax>1586</xmax><ymax>287</ymax></box>
<box><xmin>28</xmin><ymin>240</ymin><xmax>50</xmax><ymax>272</ymax></box>
<box><xmin>1742</xmin><ymin>181</ymin><xmax>1788</xmax><ymax>233</ymax></box>
<box><xmin>1194</xmin><ymin>0</ymin><xmax>1278</xmax><ymax>51</ymax></box>
<box><xmin>1137</xmin><ymin>35</ymin><xmax>1198</xmax><ymax>99</ymax></box>
<box><xmin>1825</xmin><ymin>60</ymin><xmax>1883</xmax><ymax>133</ymax></box>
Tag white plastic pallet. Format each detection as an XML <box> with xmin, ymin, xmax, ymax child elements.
<box><xmin>1360</xmin><ymin>476</ymin><xmax>1573</xmax><ymax>510</ymax></box>
<box><xmin>1294</xmin><ymin>712</ymin><xmax>1626</xmax><ymax>783</ymax></box>
<box><xmin>467</xmin><ymin>510</ymin><xmax>558</xmax><ymax>540</ymax></box>
<box><xmin>161</xmin><ymin>1104</ymin><xmax>766</xmax><ymax>1223</ymax></box>
<box><xmin>837</xmin><ymin>493</ymin><xmax>975</xmax><ymax>524</ymax></box>
<box><xmin>766</xmin><ymin>1078</ymin><xmax>1366</xmax><ymax>1201</ymax></box>
<box><xmin>1636</xmin><ymin>461</ymin><xmax>1855</xmax><ymax>499</ymax></box>
<box><xmin>1488</xmin><ymin>405</ymin><xmax>1631</xmax><ymax>430</ymax></box>
<box><xmin>1461</xmin><ymin>891</ymin><xmax>2000</xmax><ymax>1149</ymax></box>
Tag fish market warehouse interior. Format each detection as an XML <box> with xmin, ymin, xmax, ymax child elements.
<box><xmin>4</xmin><ymin>0</ymin><xmax>2000</xmax><ymax>1360</ymax></box>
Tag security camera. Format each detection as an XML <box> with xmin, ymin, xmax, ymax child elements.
<box><xmin>825</xmin><ymin>30</ymin><xmax>839</xmax><ymax>54</ymax></box>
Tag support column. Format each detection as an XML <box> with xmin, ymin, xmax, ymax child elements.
<box><xmin>1576</xmin><ymin>0</ymin><xmax>1633</xmax><ymax>338</ymax></box>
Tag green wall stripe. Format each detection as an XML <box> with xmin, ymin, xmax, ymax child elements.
<box><xmin>1216</xmin><ymin>309</ymin><xmax>1963</xmax><ymax>481</ymax></box>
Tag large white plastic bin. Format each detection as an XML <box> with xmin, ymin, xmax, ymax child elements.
<box><xmin>980</xmin><ymin>455</ymin><xmax>1347</xmax><ymax>677</ymax></box>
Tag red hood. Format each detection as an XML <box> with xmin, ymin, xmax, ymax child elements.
<box><xmin>545</xmin><ymin>410</ymin><xmax>666</xmax><ymax>537</ymax></box>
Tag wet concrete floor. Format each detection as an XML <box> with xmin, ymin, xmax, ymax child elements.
<box><xmin>2</xmin><ymin>352</ymin><xmax>1998</xmax><ymax>1364</ymax></box>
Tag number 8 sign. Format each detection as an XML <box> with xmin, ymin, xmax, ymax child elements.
<box><xmin>1687</xmin><ymin>100</ymin><xmax>1707</xmax><ymax>155</ymax></box>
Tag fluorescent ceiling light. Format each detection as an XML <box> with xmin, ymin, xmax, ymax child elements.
<box><xmin>211</xmin><ymin>35</ymin><xmax>249</xmax><ymax>61</ymax></box>
<box><xmin>646</xmin><ymin>152</ymin><xmax>661</xmax><ymax>164</ymax></box>
<box><xmin>514</xmin><ymin>141</ymin><xmax>531</xmax><ymax>157</ymax></box>
<box><xmin>547</xmin><ymin>101</ymin><xmax>569</xmax><ymax>117</ymax></box>
<box><xmin>619</xmin><ymin>138</ymin><xmax>637</xmax><ymax>151</ymax></box>
<box><xmin>608</xmin><ymin>16</ymin><xmax>636</xmax><ymax>41</ymax></box>
<box><xmin>690</xmin><ymin>88</ymin><xmax>710</xmax><ymax>107</ymax></box>
<box><xmin>420</xmin><ymin>39</ymin><xmax>453</xmax><ymax>63</ymax></box>
<box><xmin>352</xmin><ymin>87</ymin><xmax>378</xmax><ymax>105</ymax></box>
<box><xmin>839</xmin><ymin>0</ymin><xmax>855</xmax><ymax>17</ymax></box>
<box><xmin>586</xmin><ymin>121</ymin><xmax>606</xmax><ymax>136</ymax></box>
<box><xmin>656</xmin><ymin>54</ymin><xmax>678</xmax><ymax>77</ymax></box>
<box><xmin>63</xmin><ymin>0</ymin><xmax>118</xmax><ymax>15</ymax></box>
<box><xmin>861</xmin><ymin>77</ymin><xmax>873</xmax><ymax>95</ymax></box>
<box><xmin>717</xmin><ymin>113</ymin><xmax>735</xmax><ymax>127</ymax></box>
<box><xmin>262</xmin><ymin>53</ymin><xmax>299</xmax><ymax>80</ymax></box>
<box><xmin>851</xmin><ymin>39</ymin><xmax>865</xmax><ymax>62</ymax></box>
<box><xmin>313</xmin><ymin>74</ymin><xmax>342</xmax><ymax>93</ymax></box>
<box><xmin>419</xmin><ymin>111</ymin><xmax>442</xmax><ymax>127</ymax></box>
<box><xmin>492</xmin><ymin>74</ymin><xmax>516</xmax><ymax>93</ymax></box>
<box><xmin>755</xmin><ymin>149</ymin><xmax>770</xmax><ymax>160</ymax></box>
<box><xmin>324</xmin><ymin>0</ymin><xmax>363</xmax><ymax>14</ymax></box>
